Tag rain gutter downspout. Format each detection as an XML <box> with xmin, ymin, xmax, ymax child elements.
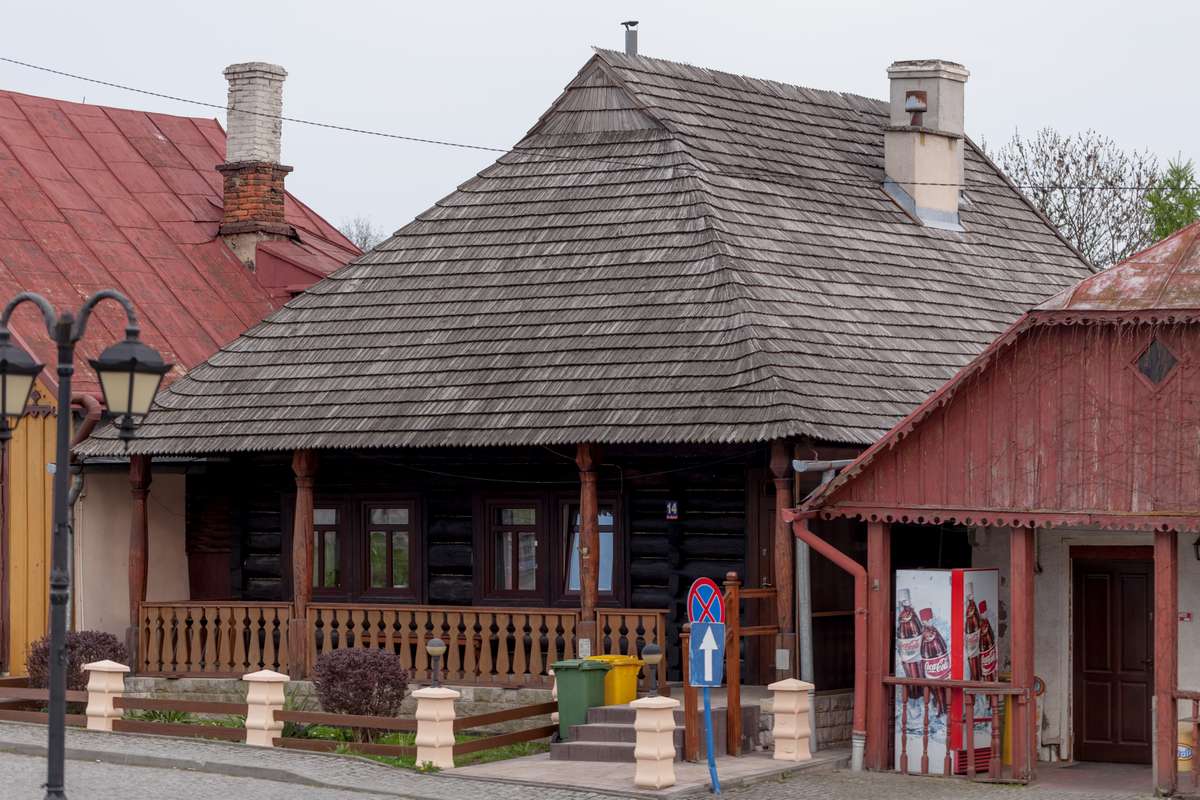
<box><xmin>67</xmin><ymin>394</ymin><xmax>103</xmax><ymax>631</ymax></box>
<box><xmin>785</xmin><ymin>508</ymin><xmax>867</xmax><ymax>772</ymax></box>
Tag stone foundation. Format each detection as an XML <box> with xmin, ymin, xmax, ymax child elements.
<box><xmin>812</xmin><ymin>690</ymin><xmax>854</xmax><ymax>747</ymax></box>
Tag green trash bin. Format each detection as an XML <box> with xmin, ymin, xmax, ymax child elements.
<box><xmin>552</xmin><ymin>658</ymin><xmax>611</xmax><ymax>740</ymax></box>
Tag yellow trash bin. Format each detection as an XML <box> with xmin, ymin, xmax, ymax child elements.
<box><xmin>586</xmin><ymin>654</ymin><xmax>644</xmax><ymax>705</ymax></box>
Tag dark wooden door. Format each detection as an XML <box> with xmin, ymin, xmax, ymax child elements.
<box><xmin>744</xmin><ymin>469</ymin><xmax>775</xmax><ymax>684</ymax></box>
<box><xmin>1072</xmin><ymin>558</ymin><xmax>1153</xmax><ymax>764</ymax></box>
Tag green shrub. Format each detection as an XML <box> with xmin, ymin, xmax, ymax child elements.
<box><xmin>27</xmin><ymin>630</ymin><xmax>128</xmax><ymax>691</ymax></box>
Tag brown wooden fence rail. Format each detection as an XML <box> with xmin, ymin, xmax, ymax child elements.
<box><xmin>307</xmin><ymin>603</ymin><xmax>580</xmax><ymax>686</ymax></box>
<box><xmin>451</xmin><ymin>701</ymin><xmax>558</xmax><ymax>757</ymax></box>
<box><xmin>883</xmin><ymin>676</ymin><xmax>1029</xmax><ymax>784</ymax></box>
<box><xmin>596</xmin><ymin>608</ymin><xmax>669</xmax><ymax>694</ymax></box>
<box><xmin>1177</xmin><ymin>689</ymin><xmax>1200</xmax><ymax>793</ymax></box>
<box><xmin>0</xmin><ymin>685</ymin><xmax>86</xmax><ymax>727</ymax></box>
<box><xmin>110</xmin><ymin>696</ymin><xmax>249</xmax><ymax>741</ymax></box>
<box><xmin>139</xmin><ymin>602</ymin><xmax>291</xmax><ymax>676</ymax></box>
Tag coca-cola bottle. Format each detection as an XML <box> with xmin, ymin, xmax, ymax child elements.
<box><xmin>977</xmin><ymin>600</ymin><xmax>998</xmax><ymax>681</ymax></box>
<box><xmin>919</xmin><ymin>607</ymin><xmax>950</xmax><ymax>715</ymax></box>
<box><xmin>964</xmin><ymin>581</ymin><xmax>981</xmax><ymax>680</ymax></box>
<box><xmin>896</xmin><ymin>588</ymin><xmax>925</xmax><ymax>679</ymax></box>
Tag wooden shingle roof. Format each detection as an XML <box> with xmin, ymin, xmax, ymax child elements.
<box><xmin>80</xmin><ymin>49</ymin><xmax>1093</xmax><ymax>456</ymax></box>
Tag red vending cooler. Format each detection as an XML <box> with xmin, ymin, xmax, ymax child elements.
<box><xmin>893</xmin><ymin>568</ymin><xmax>999</xmax><ymax>772</ymax></box>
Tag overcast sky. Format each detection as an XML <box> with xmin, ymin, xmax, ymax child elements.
<box><xmin>5</xmin><ymin>0</ymin><xmax>1196</xmax><ymax>236</ymax></box>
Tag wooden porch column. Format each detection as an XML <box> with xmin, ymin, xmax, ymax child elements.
<box><xmin>769</xmin><ymin>441</ymin><xmax>796</xmax><ymax>679</ymax></box>
<box><xmin>289</xmin><ymin>449</ymin><xmax>317</xmax><ymax>678</ymax></box>
<box><xmin>575</xmin><ymin>443</ymin><xmax>599</xmax><ymax>652</ymax></box>
<box><xmin>1009</xmin><ymin>525</ymin><xmax>1036</xmax><ymax>782</ymax></box>
<box><xmin>126</xmin><ymin>455</ymin><xmax>152</xmax><ymax>665</ymax></box>
<box><xmin>1154</xmin><ymin>529</ymin><xmax>1178</xmax><ymax>796</ymax></box>
<box><xmin>864</xmin><ymin>520</ymin><xmax>891</xmax><ymax>771</ymax></box>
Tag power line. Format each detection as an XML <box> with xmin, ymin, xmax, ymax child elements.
<box><xmin>0</xmin><ymin>54</ymin><xmax>1174</xmax><ymax>192</ymax></box>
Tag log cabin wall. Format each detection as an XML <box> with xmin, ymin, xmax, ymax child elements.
<box><xmin>184</xmin><ymin>445</ymin><xmax>768</xmax><ymax>680</ymax></box>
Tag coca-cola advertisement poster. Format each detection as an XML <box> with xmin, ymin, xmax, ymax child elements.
<box><xmin>894</xmin><ymin>568</ymin><xmax>999</xmax><ymax>772</ymax></box>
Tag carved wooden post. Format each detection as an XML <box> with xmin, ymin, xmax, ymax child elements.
<box><xmin>127</xmin><ymin>455</ymin><xmax>151</xmax><ymax>664</ymax></box>
<box><xmin>289</xmin><ymin>449</ymin><xmax>317</xmax><ymax>678</ymax></box>
<box><xmin>1009</xmin><ymin>526</ymin><xmax>1036</xmax><ymax>782</ymax></box>
<box><xmin>575</xmin><ymin>443</ymin><xmax>600</xmax><ymax>652</ymax></box>
<box><xmin>1155</xmin><ymin>529</ymin><xmax>1179</xmax><ymax>796</ymax></box>
<box><xmin>769</xmin><ymin>440</ymin><xmax>795</xmax><ymax>680</ymax></box>
<box><xmin>864</xmin><ymin>520</ymin><xmax>891</xmax><ymax>771</ymax></box>
<box><xmin>724</xmin><ymin>571</ymin><xmax>742</xmax><ymax>756</ymax></box>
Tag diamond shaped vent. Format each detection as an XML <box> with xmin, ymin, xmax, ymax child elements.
<box><xmin>1136</xmin><ymin>339</ymin><xmax>1178</xmax><ymax>385</ymax></box>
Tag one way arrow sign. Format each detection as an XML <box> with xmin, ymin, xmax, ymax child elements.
<box><xmin>688</xmin><ymin>621</ymin><xmax>725</xmax><ymax>688</ymax></box>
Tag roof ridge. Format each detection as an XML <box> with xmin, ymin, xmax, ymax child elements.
<box><xmin>591</xmin><ymin>47</ymin><xmax>885</xmax><ymax>109</ymax></box>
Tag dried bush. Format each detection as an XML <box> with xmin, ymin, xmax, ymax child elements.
<box><xmin>27</xmin><ymin>630</ymin><xmax>128</xmax><ymax>691</ymax></box>
<box><xmin>312</xmin><ymin>649</ymin><xmax>410</xmax><ymax>740</ymax></box>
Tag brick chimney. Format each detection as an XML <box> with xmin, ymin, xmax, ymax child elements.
<box><xmin>218</xmin><ymin>62</ymin><xmax>294</xmax><ymax>269</ymax></box>
<box><xmin>882</xmin><ymin>59</ymin><xmax>969</xmax><ymax>231</ymax></box>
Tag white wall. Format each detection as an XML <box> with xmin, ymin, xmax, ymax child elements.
<box><xmin>971</xmin><ymin>526</ymin><xmax>1200</xmax><ymax>761</ymax></box>
<box><xmin>73</xmin><ymin>471</ymin><xmax>189</xmax><ymax>638</ymax></box>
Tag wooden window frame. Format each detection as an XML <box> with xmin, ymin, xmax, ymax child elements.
<box><xmin>312</xmin><ymin>504</ymin><xmax>344</xmax><ymax>594</ymax></box>
<box><xmin>361</xmin><ymin>500</ymin><xmax>420</xmax><ymax>601</ymax></box>
<box><xmin>285</xmin><ymin>493</ymin><xmax>423</xmax><ymax>604</ymax></box>
<box><xmin>551</xmin><ymin>494</ymin><xmax>626</xmax><ymax>608</ymax></box>
<box><xmin>476</xmin><ymin>497</ymin><xmax>549</xmax><ymax>605</ymax></box>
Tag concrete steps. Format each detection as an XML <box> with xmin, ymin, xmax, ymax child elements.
<box><xmin>549</xmin><ymin>703</ymin><xmax>760</xmax><ymax>763</ymax></box>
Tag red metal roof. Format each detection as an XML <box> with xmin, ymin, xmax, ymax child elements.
<box><xmin>1038</xmin><ymin>220</ymin><xmax>1200</xmax><ymax>313</ymax></box>
<box><xmin>0</xmin><ymin>89</ymin><xmax>360</xmax><ymax>395</ymax></box>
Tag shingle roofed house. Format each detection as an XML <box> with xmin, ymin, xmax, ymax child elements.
<box><xmin>0</xmin><ymin>62</ymin><xmax>359</xmax><ymax>674</ymax></box>
<box><xmin>78</xmin><ymin>47</ymin><xmax>1091</xmax><ymax>747</ymax></box>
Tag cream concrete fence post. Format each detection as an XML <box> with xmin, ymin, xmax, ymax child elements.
<box><xmin>82</xmin><ymin>660</ymin><xmax>129</xmax><ymax>732</ymax></box>
<box><xmin>243</xmin><ymin>669</ymin><xmax>289</xmax><ymax>747</ymax></box>
<box><xmin>630</xmin><ymin>695</ymin><xmax>679</xmax><ymax>789</ymax></box>
<box><xmin>769</xmin><ymin>678</ymin><xmax>815</xmax><ymax>761</ymax></box>
<box><xmin>414</xmin><ymin>686</ymin><xmax>460</xmax><ymax>770</ymax></box>
<box><xmin>549</xmin><ymin>668</ymin><xmax>559</xmax><ymax>724</ymax></box>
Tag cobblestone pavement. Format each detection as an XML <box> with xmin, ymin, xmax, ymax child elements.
<box><xmin>0</xmin><ymin>722</ymin><xmax>1162</xmax><ymax>800</ymax></box>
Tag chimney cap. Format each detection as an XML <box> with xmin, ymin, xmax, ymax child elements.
<box><xmin>223</xmin><ymin>62</ymin><xmax>288</xmax><ymax>79</ymax></box>
<box><xmin>887</xmin><ymin>59</ymin><xmax>968</xmax><ymax>82</ymax></box>
<box><xmin>621</xmin><ymin>20</ymin><xmax>638</xmax><ymax>29</ymax></box>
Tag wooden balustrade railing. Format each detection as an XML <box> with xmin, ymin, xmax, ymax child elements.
<box><xmin>884</xmin><ymin>676</ymin><xmax>1029</xmax><ymax>784</ymax></box>
<box><xmin>138</xmin><ymin>602</ymin><xmax>291</xmax><ymax>676</ymax></box>
<box><xmin>307</xmin><ymin>603</ymin><xmax>579</xmax><ymax>687</ymax></box>
<box><xmin>597</xmin><ymin>608</ymin><xmax>669</xmax><ymax>693</ymax></box>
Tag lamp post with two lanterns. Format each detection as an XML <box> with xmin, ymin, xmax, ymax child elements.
<box><xmin>0</xmin><ymin>290</ymin><xmax>170</xmax><ymax>800</ymax></box>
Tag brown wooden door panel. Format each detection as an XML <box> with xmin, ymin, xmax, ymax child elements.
<box><xmin>1073</xmin><ymin>558</ymin><xmax>1152</xmax><ymax>764</ymax></box>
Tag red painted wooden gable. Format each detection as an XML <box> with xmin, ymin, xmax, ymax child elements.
<box><xmin>806</xmin><ymin>222</ymin><xmax>1200</xmax><ymax>532</ymax></box>
<box><xmin>810</xmin><ymin>320</ymin><xmax>1200</xmax><ymax>531</ymax></box>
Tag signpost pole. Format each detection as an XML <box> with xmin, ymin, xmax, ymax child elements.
<box><xmin>703</xmin><ymin>686</ymin><xmax>721</xmax><ymax>794</ymax></box>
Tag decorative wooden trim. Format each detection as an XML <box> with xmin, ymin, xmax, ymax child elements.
<box><xmin>576</xmin><ymin>443</ymin><xmax>601</xmax><ymax>643</ymax></box>
<box><xmin>769</xmin><ymin>440</ymin><xmax>794</xmax><ymax>638</ymax></box>
<box><xmin>1155</xmin><ymin>531</ymin><xmax>1179</xmax><ymax>795</ymax></box>
<box><xmin>813</xmin><ymin>504</ymin><xmax>1200</xmax><ymax>533</ymax></box>
<box><xmin>1069</xmin><ymin>545</ymin><xmax>1154</xmax><ymax>561</ymax></box>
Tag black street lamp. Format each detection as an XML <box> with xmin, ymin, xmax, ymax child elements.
<box><xmin>0</xmin><ymin>290</ymin><xmax>169</xmax><ymax>800</ymax></box>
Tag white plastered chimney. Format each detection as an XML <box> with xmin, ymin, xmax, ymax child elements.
<box><xmin>883</xmin><ymin>59</ymin><xmax>969</xmax><ymax>230</ymax></box>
